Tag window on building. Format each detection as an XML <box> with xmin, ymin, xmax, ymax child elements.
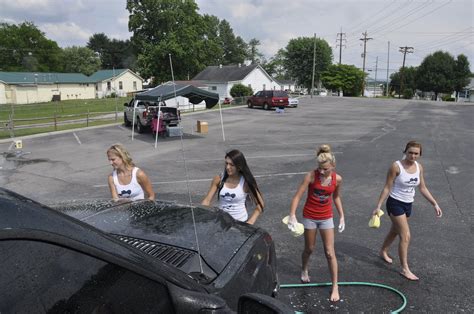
<box><xmin>133</xmin><ymin>81</ymin><xmax>137</xmax><ymax>90</ymax></box>
<box><xmin>211</xmin><ymin>86</ymin><xmax>217</xmax><ymax>91</ymax></box>
<box><xmin>119</xmin><ymin>81</ymin><xmax>123</xmax><ymax>90</ymax></box>
<box><xmin>263</xmin><ymin>84</ymin><xmax>266</xmax><ymax>90</ymax></box>
<box><xmin>107</xmin><ymin>82</ymin><xmax>111</xmax><ymax>91</ymax></box>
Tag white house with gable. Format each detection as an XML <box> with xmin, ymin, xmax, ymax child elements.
<box><xmin>192</xmin><ymin>64</ymin><xmax>281</xmax><ymax>100</ymax></box>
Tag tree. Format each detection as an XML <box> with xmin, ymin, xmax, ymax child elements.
<box><xmin>321</xmin><ymin>64</ymin><xmax>365</xmax><ymax>96</ymax></box>
<box><xmin>230</xmin><ymin>83</ymin><xmax>253</xmax><ymax>97</ymax></box>
<box><xmin>262</xmin><ymin>48</ymin><xmax>286</xmax><ymax>79</ymax></box>
<box><xmin>87</xmin><ymin>33</ymin><xmax>109</xmax><ymax>60</ymax></box>
<box><xmin>247</xmin><ymin>38</ymin><xmax>264</xmax><ymax>64</ymax></box>
<box><xmin>127</xmin><ymin>0</ymin><xmax>222</xmax><ymax>83</ymax></box>
<box><xmin>415</xmin><ymin>51</ymin><xmax>456</xmax><ymax>100</ymax></box>
<box><xmin>62</xmin><ymin>46</ymin><xmax>101</xmax><ymax>75</ymax></box>
<box><xmin>87</xmin><ymin>33</ymin><xmax>137</xmax><ymax>70</ymax></box>
<box><xmin>284</xmin><ymin>37</ymin><xmax>333</xmax><ymax>91</ymax></box>
<box><xmin>453</xmin><ymin>54</ymin><xmax>471</xmax><ymax>100</ymax></box>
<box><xmin>0</xmin><ymin>22</ymin><xmax>63</xmax><ymax>72</ymax></box>
<box><xmin>389</xmin><ymin>66</ymin><xmax>417</xmax><ymax>98</ymax></box>
<box><xmin>218</xmin><ymin>20</ymin><xmax>247</xmax><ymax>65</ymax></box>
<box><xmin>201</xmin><ymin>14</ymin><xmax>225</xmax><ymax>65</ymax></box>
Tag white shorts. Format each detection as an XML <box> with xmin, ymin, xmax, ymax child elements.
<box><xmin>302</xmin><ymin>217</ymin><xmax>334</xmax><ymax>230</ymax></box>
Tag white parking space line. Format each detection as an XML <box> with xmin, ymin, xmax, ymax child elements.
<box><xmin>73</xmin><ymin>132</ymin><xmax>82</xmax><ymax>145</ymax></box>
<box><xmin>233</xmin><ymin>139</ymin><xmax>358</xmax><ymax>146</ymax></box>
<box><xmin>92</xmin><ymin>171</ymin><xmax>308</xmax><ymax>188</ymax></box>
<box><xmin>176</xmin><ymin>152</ymin><xmax>341</xmax><ymax>163</ymax></box>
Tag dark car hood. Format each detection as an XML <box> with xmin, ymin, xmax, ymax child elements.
<box><xmin>53</xmin><ymin>200</ymin><xmax>256</xmax><ymax>274</ymax></box>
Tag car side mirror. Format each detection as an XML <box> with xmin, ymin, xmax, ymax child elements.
<box><xmin>238</xmin><ymin>293</ymin><xmax>295</xmax><ymax>314</ymax></box>
<box><xmin>167</xmin><ymin>282</ymin><xmax>231</xmax><ymax>312</ymax></box>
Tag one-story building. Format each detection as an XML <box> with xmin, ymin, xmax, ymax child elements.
<box><xmin>192</xmin><ymin>64</ymin><xmax>282</xmax><ymax>100</ymax></box>
<box><xmin>0</xmin><ymin>69</ymin><xmax>143</xmax><ymax>104</ymax></box>
<box><xmin>456</xmin><ymin>77</ymin><xmax>474</xmax><ymax>102</ymax></box>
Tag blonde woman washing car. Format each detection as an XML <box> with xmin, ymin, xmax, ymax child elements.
<box><xmin>107</xmin><ymin>144</ymin><xmax>155</xmax><ymax>201</ymax></box>
<box><xmin>288</xmin><ymin>144</ymin><xmax>345</xmax><ymax>302</ymax></box>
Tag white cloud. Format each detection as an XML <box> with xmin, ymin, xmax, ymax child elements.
<box><xmin>41</xmin><ymin>22</ymin><xmax>91</xmax><ymax>47</ymax></box>
<box><xmin>0</xmin><ymin>0</ymin><xmax>471</xmax><ymax>71</ymax></box>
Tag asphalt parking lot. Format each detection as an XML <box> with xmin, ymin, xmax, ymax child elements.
<box><xmin>1</xmin><ymin>96</ymin><xmax>473</xmax><ymax>312</ymax></box>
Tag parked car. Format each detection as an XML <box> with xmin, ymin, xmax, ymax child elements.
<box><xmin>124</xmin><ymin>100</ymin><xmax>180</xmax><ymax>133</ymax></box>
<box><xmin>288</xmin><ymin>97</ymin><xmax>299</xmax><ymax>108</ymax></box>
<box><xmin>247</xmin><ymin>90</ymin><xmax>289</xmax><ymax>110</ymax></box>
<box><xmin>0</xmin><ymin>187</ymin><xmax>289</xmax><ymax>313</ymax></box>
<box><xmin>223</xmin><ymin>97</ymin><xmax>233</xmax><ymax>105</ymax></box>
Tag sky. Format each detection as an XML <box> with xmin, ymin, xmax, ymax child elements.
<box><xmin>1</xmin><ymin>0</ymin><xmax>473</xmax><ymax>78</ymax></box>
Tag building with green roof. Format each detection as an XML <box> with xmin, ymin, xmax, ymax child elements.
<box><xmin>0</xmin><ymin>69</ymin><xmax>143</xmax><ymax>104</ymax></box>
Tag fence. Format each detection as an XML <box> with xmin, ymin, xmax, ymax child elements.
<box><xmin>1</xmin><ymin>111</ymin><xmax>120</xmax><ymax>140</ymax></box>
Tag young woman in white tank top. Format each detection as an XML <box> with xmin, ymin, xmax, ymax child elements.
<box><xmin>202</xmin><ymin>149</ymin><xmax>264</xmax><ymax>224</ymax></box>
<box><xmin>373</xmin><ymin>141</ymin><xmax>442</xmax><ymax>281</ymax></box>
<box><xmin>107</xmin><ymin>144</ymin><xmax>155</xmax><ymax>201</ymax></box>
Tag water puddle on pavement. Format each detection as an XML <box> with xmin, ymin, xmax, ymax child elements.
<box><xmin>0</xmin><ymin>150</ymin><xmax>50</xmax><ymax>170</ymax></box>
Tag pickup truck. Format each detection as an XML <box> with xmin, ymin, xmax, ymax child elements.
<box><xmin>123</xmin><ymin>100</ymin><xmax>180</xmax><ymax>133</ymax></box>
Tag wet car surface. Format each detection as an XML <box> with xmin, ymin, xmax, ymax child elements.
<box><xmin>0</xmin><ymin>188</ymin><xmax>281</xmax><ymax>313</ymax></box>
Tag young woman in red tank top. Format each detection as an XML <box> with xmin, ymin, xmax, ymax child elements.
<box><xmin>288</xmin><ymin>144</ymin><xmax>345</xmax><ymax>302</ymax></box>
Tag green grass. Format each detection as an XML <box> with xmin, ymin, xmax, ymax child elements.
<box><xmin>0</xmin><ymin>119</ymin><xmax>119</xmax><ymax>139</ymax></box>
<box><xmin>0</xmin><ymin>97</ymin><xmax>131</xmax><ymax>121</ymax></box>
<box><xmin>0</xmin><ymin>97</ymin><xmax>129</xmax><ymax>139</ymax></box>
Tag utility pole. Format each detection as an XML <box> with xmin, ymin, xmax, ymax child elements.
<box><xmin>386</xmin><ymin>41</ymin><xmax>390</xmax><ymax>96</ymax></box>
<box><xmin>311</xmin><ymin>33</ymin><xmax>317</xmax><ymax>98</ymax></box>
<box><xmin>360</xmin><ymin>31</ymin><xmax>373</xmax><ymax>96</ymax></box>
<box><xmin>374</xmin><ymin>56</ymin><xmax>378</xmax><ymax>96</ymax></box>
<box><xmin>336</xmin><ymin>27</ymin><xmax>346</xmax><ymax>64</ymax></box>
<box><xmin>398</xmin><ymin>46</ymin><xmax>414</xmax><ymax>99</ymax></box>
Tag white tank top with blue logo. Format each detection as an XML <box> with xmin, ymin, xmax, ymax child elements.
<box><xmin>390</xmin><ymin>160</ymin><xmax>420</xmax><ymax>203</ymax></box>
<box><xmin>218</xmin><ymin>176</ymin><xmax>248</xmax><ymax>222</ymax></box>
<box><xmin>113</xmin><ymin>167</ymin><xmax>145</xmax><ymax>201</ymax></box>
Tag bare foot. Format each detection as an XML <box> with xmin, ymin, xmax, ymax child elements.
<box><xmin>400</xmin><ymin>269</ymin><xmax>419</xmax><ymax>281</ymax></box>
<box><xmin>380</xmin><ymin>251</ymin><xmax>393</xmax><ymax>264</ymax></box>
<box><xmin>301</xmin><ymin>270</ymin><xmax>310</xmax><ymax>283</ymax></box>
<box><xmin>330</xmin><ymin>286</ymin><xmax>340</xmax><ymax>302</ymax></box>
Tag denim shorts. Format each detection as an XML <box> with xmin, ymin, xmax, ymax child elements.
<box><xmin>386</xmin><ymin>196</ymin><xmax>412</xmax><ymax>217</ymax></box>
<box><xmin>302</xmin><ymin>217</ymin><xmax>334</xmax><ymax>230</ymax></box>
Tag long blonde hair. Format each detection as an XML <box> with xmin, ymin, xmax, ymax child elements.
<box><xmin>107</xmin><ymin>143</ymin><xmax>135</xmax><ymax>168</ymax></box>
<box><xmin>316</xmin><ymin>144</ymin><xmax>336</xmax><ymax>166</ymax></box>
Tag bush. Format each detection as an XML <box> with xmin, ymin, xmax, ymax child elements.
<box><xmin>402</xmin><ymin>88</ymin><xmax>413</xmax><ymax>99</ymax></box>
<box><xmin>441</xmin><ymin>95</ymin><xmax>455</xmax><ymax>102</ymax></box>
<box><xmin>230</xmin><ymin>84</ymin><xmax>253</xmax><ymax>97</ymax></box>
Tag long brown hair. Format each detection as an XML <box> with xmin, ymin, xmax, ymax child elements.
<box><xmin>218</xmin><ymin>149</ymin><xmax>264</xmax><ymax>210</ymax></box>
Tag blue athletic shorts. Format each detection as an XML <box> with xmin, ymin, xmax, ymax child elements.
<box><xmin>302</xmin><ymin>217</ymin><xmax>334</xmax><ymax>230</ymax></box>
<box><xmin>386</xmin><ymin>196</ymin><xmax>412</xmax><ymax>217</ymax></box>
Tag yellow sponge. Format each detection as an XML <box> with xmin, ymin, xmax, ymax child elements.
<box><xmin>282</xmin><ymin>216</ymin><xmax>305</xmax><ymax>237</ymax></box>
<box><xmin>368</xmin><ymin>209</ymin><xmax>384</xmax><ymax>228</ymax></box>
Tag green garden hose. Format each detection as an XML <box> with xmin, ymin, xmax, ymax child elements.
<box><xmin>280</xmin><ymin>281</ymin><xmax>407</xmax><ymax>313</ymax></box>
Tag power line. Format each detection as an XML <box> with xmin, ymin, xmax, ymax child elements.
<box><xmin>345</xmin><ymin>0</ymin><xmax>398</xmax><ymax>36</ymax></box>
<box><xmin>368</xmin><ymin>0</ymin><xmax>434</xmax><ymax>36</ymax></box>
<box><xmin>371</xmin><ymin>0</ymin><xmax>453</xmax><ymax>36</ymax></box>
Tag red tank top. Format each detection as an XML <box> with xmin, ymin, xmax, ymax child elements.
<box><xmin>303</xmin><ymin>170</ymin><xmax>337</xmax><ymax>220</ymax></box>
